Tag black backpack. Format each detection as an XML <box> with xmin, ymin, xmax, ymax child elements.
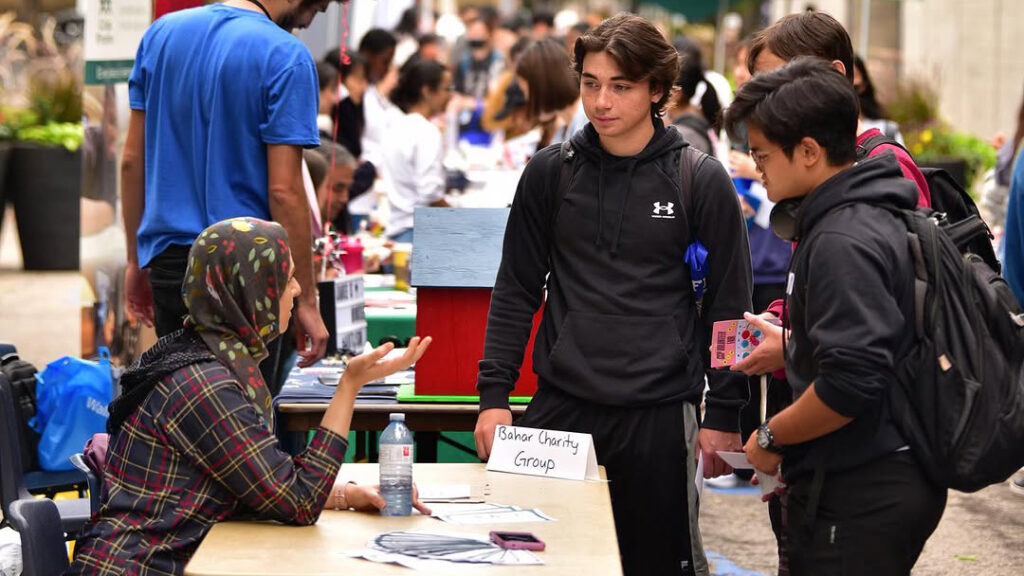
<box><xmin>0</xmin><ymin>353</ymin><xmax>41</xmax><ymax>472</ymax></box>
<box><xmin>880</xmin><ymin>205</ymin><xmax>1024</xmax><ymax>492</ymax></box>
<box><xmin>858</xmin><ymin>134</ymin><xmax>1001</xmax><ymax>272</ymax></box>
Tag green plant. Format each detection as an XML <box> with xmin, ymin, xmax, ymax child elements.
<box><xmin>27</xmin><ymin>67</ymin><xmax>81</xmax><ymax>125</ymax></box>
<box><xmin>15</xmin><ymin>121</ymin><xmax>83</xmax><ymax>151</ymax></box>
<box><xmin>0</xmin><ymin>106</ymin><xmax>37</xmax><ymax>141</ymax></box>
<box><xmin>0</xmin><ymin>10</ymin><xmax>82</xmax><ymax>148</ymax></box>
<box><xmin>903</xmin><ymin>125</ymin><xmax>997</xmax><ymax>192</ymax></box>
<box><xmin>887</xmin><ymin>78</ymin><xmax>996</xmax><ymax>192</ymax></box>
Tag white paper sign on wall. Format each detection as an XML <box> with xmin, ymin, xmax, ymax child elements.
<box><xmin>485</xmin><ymin>425</ymin><xmax>600</xmax><ymax>481</ymax></box>
<box><xmin>85</xmin><ymin>0</ymin><xmax>152</xmax><ymax>84</ymax></box>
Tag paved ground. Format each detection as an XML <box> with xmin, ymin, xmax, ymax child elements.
<box><xmin>700</xmin><ymin>477</ymin><xmax>1024</xmax><ymax>576</ymax></box>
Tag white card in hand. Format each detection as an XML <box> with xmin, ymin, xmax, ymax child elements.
<box><xmin>715</xmin><ymin>451</ymin><xmax>753</xmax><ymax>470</ymax></box>
<box><xmin>714</xmin><ymin>451</ymin><xmax>786</xmax><ymax>496</ymax></box>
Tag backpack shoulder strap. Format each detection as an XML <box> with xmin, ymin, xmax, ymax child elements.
<box><xmin>677</xmin><ymin>146</ymin><xmax>707</xmax><ymax>242</ymax></box>
<box><xmin>858</xmin><ymin>132</ymin><xmax>910</xmax><ymax>160</ymax></box>
<box><xmin>874</xmin><ymin>204</ymin><xmax>930</xmax><ymax>339</ymax></box>
<box><xmin>550</xmin><ymin>141</ymin><xmax>576</xmax><ymax>234</ymax></box>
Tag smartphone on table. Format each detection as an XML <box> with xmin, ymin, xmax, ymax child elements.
<box><xmin>489</xmin><ymin>531</ymin><xmax>545</xmax><ymax>551</ymax></box>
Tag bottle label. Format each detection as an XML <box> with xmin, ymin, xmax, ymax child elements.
<box><xmin>379</xmin><ymin>444</ymin><xmax>413</xmax><ymax>465</ymax></box>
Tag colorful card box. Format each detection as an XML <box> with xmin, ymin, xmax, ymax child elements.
<box><xmin>710</xmin><ymin>319</ymin><xmax>763</xmax><ymax>368</ymax></box>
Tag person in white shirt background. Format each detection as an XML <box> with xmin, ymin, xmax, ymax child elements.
<box><xmin>379</xmin><ymin>59</ymin><xmax>453</xmax><ymax>243</ymax></box>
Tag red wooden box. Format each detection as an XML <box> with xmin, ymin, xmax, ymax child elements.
<box><xmin>414</xmin><ymin>288</ymin><xmax>541</xmax><ymax>397</ymax></box>
<box><xmin>410</xmin><ymin>207</ymin><xmax>541</xmax><ymax>398</ymax></box>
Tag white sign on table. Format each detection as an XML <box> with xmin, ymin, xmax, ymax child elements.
<box><xmin>486</xmin><ymin>425</ymin><xmax>600</xmax><ymax>481</ymax></box>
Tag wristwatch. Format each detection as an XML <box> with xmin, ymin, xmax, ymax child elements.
<box><xmin>757</xmin><ymin>421</ymin><xmax>784</xmax><ymax>454</ymax></box>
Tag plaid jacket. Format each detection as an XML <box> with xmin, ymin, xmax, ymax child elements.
<box><xmin>68</xmin><ymin>360</ymin><xmax>348</xmax><ymax>576</ymax></box>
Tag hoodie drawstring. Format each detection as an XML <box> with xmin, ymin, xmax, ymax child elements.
<box><xmin>610</xmin><ymin>159</ymin><xmax>639</xmax><ymax>255</ymax></box>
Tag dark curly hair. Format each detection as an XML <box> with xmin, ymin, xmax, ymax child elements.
<box><xmin>572</xmin><ymin>13</ymin><xmax>679</xmax><ymax>118</ymax></box>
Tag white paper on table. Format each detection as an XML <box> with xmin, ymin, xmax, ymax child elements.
<box><xmin>428</xmin><ymin>502</ymin><xmax>508</xmax><ymax>517</ymax></box>
<box><xmin>384</xmin><ymin>371</ymin><xmax>415</xmax><ymax>385</ymax></box>
<box><xmin>437</xmin><ymin>507</ymin><xmax>555</xmax><ymax>525</ymax></box>
<box><xmin>418</xmin><ymin>484</ymin><xmax>472</xmax><ymax>501</ymax></box>
<box><xmin>339</xmin><ymin>549</ymin><xmax>448</xmax><ymax>571</ymax></box>
<box><xmin>344</xmin><ymin>531</ymin><xmax>544</xmax><ymax>567</ymax></box>
<box><xmin>486</xmin><ymin>425</ymin><xmax>600</xmax><ymax>481</ymax></box>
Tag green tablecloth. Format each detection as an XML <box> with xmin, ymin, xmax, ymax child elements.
<box><xmin>365</xmin><ymin>305</ymin><xmax>416</xmax><ymax>347</ymax></box>
<box><xmin>362</xmin><ymin>285</ymin><xmax>416</xmax><ymax>346</ymax></box>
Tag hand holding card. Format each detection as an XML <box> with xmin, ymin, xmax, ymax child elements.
<box><xmin>710</xmin><ymin>319</ymin><xmax>765</xmax><ymax>368</ymax></box>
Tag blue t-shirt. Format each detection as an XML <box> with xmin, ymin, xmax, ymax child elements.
<box><xmin>129</xmin><ymin>5</ymin><xmax>320</xmax><ymax>268</ymax></box>
<box><xmin>1003</xmin><ymin>147</ymin><xmax>1024</xmax><ymax>303</ymax></box>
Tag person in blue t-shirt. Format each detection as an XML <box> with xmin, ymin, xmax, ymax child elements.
<box><xmin>123</xmin><ymin>0</ymin><xmax>338</xmax><ymax>376</ymax></box>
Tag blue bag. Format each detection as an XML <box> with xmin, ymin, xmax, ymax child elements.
<box><xmin>684</xmin><ymin>241</ymin><xmax>709</xmax><ymax>317</ymax></box>
<box><xmin>30</xmin><ymin>348</ymin><xmax>112</xmax><ymax>471</ymax></box>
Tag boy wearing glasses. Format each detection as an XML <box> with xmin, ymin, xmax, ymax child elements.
<box><xmin>474</xmin><ymin>14</ymin><xmax>752</xmax><ymax>576</ymax></box>
<box><xmin>724</xmin><ymin>57</ymin><xmax>947</xmax><ymax>575</ymax></box>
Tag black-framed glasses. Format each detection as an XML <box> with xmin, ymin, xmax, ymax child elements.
<box><xmin>749</xmin><ymin>147</ymin><xmax>783</xmax><ymax>169</ymax></box>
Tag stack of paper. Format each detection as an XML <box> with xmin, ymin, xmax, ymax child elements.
<box><xmin>360</xmin><ymin>531</ymin><xmax>543</xmax><ymax>565</ymax></box>
<box><xmin>275</xmin><ymin>366</ymin><xmax>413</xmax><ymax>405</ymax></box>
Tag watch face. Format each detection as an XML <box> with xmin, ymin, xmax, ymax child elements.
<box><xmin>757</xmin><ymin>427</ymin><xmax>771</xmax><ymax>449</ymax></box>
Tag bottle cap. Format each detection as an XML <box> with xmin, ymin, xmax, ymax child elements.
<box><xmin>389</xmin><ymin>413</ymin><xmax>406</xmax><ymax>422</ymax></box>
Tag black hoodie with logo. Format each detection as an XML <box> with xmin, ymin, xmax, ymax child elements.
<box><xmin>477</xmin><ymin>120</ymin><xmax>753</xmax><ymax>432</ymax></box>
<box><xmin>782</xmin><ymin>152</ymin><xmax>919</xmax><ymax>481</ymax></box>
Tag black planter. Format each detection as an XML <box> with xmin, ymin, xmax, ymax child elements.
<box><xmin>0</xmin><ymin>143</ymin><xmax>10</xmax><ymax>238</ymax></box>
<box><xmin>7</xmin><ymin>143</ymin><xmax>81</xmax><ymax>270</ymax></box>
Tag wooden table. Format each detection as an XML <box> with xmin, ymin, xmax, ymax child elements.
<box><xmin>277</xmin><ymin>403</ymin><xmax>529</xmax><ymax>462</ymax></box>
<box><xmin>185</xmin><ymin>463</ymin><xmax>622</xmax><ymax>576</ymax></box>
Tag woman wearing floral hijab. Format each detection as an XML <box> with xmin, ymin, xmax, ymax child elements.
<box><xmin>69</xmin><ymin>218</ymin><xmax>431</xmax><ymax>576</ymax></box>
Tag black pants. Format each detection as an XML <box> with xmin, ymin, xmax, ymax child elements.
<box><xmin>147</xmin><ymin>244</ymin><xmax>192</xmax><ymax>338</ymax></box>
<box><xmin>146</xmin><ymin>244</ymin><xmax>291</xmax><ymax>396</ymax></box>
<box><xmin>786</xmin><ymin>452</ymin><xmax>947</xmax><ymax>576</ymax></box>
<box><xmin>518</xmin><ymin>386</ymin><xmax>702</xmax><ymax>576</ymax></box>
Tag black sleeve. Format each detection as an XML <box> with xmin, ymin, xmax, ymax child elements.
<box><xmin>475</xmin><ymin>147</ymin><xmax>560</xmax><ymax>411</ymax></box>
<box><xmin>805</xmin><ymin>231</ymin><xmax>903</xmax><ymax>417</ymax></box>
<box><xmin>692</xmin><ymin>156</ymin><xmax>754</xmax><ymax>432</ymax></box>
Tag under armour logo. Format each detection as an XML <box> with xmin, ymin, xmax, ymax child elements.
<box><xmin>652</xmin><ymin>202</ymin><xmax>676</xmax><ymax>219</ymax></box>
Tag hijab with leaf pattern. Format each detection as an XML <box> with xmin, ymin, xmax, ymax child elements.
<box><xmin>182</xmin><ymin>217</ymin><xmax>292</xmax><ymax>426</ymax></box>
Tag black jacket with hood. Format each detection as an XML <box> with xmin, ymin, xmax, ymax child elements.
<box><xmin>782</xmin><ymin>151</ymin><xmax>918</xmax><ymax>481</ymax></box>
<box><xmin>477</xmin><ymin>119</ymin><xmax>753</xmax><ymax>432</ymax></box>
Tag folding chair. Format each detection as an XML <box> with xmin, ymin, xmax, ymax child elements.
<box><xmin>7</xmin><ymin>497</ymin><xmax>71</xmax><ymax>576</ymax></box>
<box><xmin>0</xmin><ymin>374</ymin><xmax>90</xmax><ymax>535</ymax></box>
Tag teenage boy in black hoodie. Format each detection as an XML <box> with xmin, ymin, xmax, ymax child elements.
<box><xmin>724</xmin><ymin>58</ymin><xmax>947</xmax><ymax>575</ymax></box>
<box><xmin>473</xmin><ymin>13</ymin><xmax>753</xmax><ymax>576</ymax></box>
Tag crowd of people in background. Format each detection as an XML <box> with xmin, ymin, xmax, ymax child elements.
<box><xmin>99</xmin><ymin>1</ymin><xmax>1023</xmax><ymax>576</ymax></box>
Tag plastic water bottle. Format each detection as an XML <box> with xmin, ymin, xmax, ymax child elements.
<box><xmin>379</xmin><ymin>413</ymin><xmax>414</xmax><ymax>516</ymax></box>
